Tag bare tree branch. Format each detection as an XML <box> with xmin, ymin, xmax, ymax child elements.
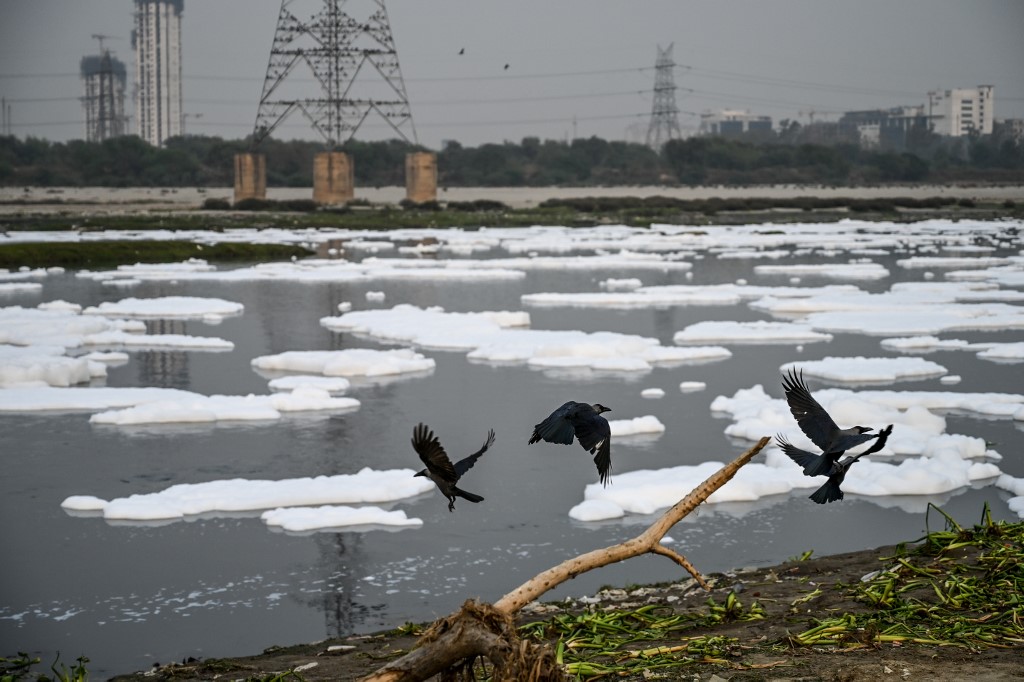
<box><xmin>361</xmin><ymin>436</ymin><xmax>771</xmax><ymax>682</ymax></box>
<box><xmin>494</xmin><ymin>436</ymin><xmax>770</xmax><ymax>612</ymax></box>
<box><xmin>650</xmin><ymin>543</ymin><xmax>708</xmax><ymax>588</ymax></box>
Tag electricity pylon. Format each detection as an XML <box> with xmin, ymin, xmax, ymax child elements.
<box><xmin>645</xmin><ymin>43</ymin><xmax>682</xmax><ymax>149</ymax></box>
<box><xmin>252</xmin><ymin>0</ymin><xmax>417</xmax><ymax>148</ymax></box>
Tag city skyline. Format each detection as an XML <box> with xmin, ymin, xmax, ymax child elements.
<box><xmin>1</xmin><ymin>0</ymin><xmax>1022</xmax><ymax>149</ymax></box>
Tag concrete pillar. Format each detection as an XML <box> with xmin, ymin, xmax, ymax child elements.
<box><xmin>313</xmin><ymin>151</ymin><xmax>354</xmax><ymax>205</ymax></box>
<box><xmin>405</xmin><ymin>151</ymin><xmax>437</xmax><ymax>204</ymax></box>
<box><xmin>233</xmin><ymin>153</ymin><xmax>266</xmax><ymax>203</ymax></box>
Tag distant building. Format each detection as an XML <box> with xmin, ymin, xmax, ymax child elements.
<box><xmin>927</xmin><ymin>86</ymin><xmax>994</xmax><ymax>137</ymax></box>
<box><xmin>80</xmin><ymin>51</ymin><xmax>128</xmax><ymax>142</ymax></box>
<box><xmin>699</xmin><ymin>110</ymin><xmax>772</xmax><ymax>137</ymax></box>
<box><xmin>993</xmin><ymin>119</ymin><xmax>1024</xmax><ymax>144</ymax></box>
<box><xmin>133</xmin><ymin>0</ymin><xmax>183</xmax><ymax>146</ymax></box>
<box><xmin>838</xmin><ymin>106</ymin><xmax>928</xmax><ymax>150</ymax></box>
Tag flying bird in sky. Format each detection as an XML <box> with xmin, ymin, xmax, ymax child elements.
<box><xmin>412</xmin><ymin>423</ymin><xmax>494</xmax><ymax>512</ymax></box>
<box><xmin>779</xmin><ymin>424</ymin><xmax>894</xmax><ymax>503</ymax></box>
<box><xmin>529</xmin><ymin>401</ymin><xmax>612</xmax><ymax>485</ymax></box>
<box><xmin>780</xmin><ymin>368</ymin><xmax>875</xmax><ymax>476</ymax></box>
<box><xmin>458</xmin><ymin>47</ymin><xmax>464</xmax><ymax>55</ymax></box>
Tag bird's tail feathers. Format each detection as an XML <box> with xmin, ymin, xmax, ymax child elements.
<box><xmin>809</xmin><ymin>478</ymin><xmax>844</xmax><ymax>504</ymax></box>
<box><xmin>593</xmin><ymin>441</ymin><xmax>612</xmax><ymax>487</ymax></box>
<box><xmin>454</xmin><ymin>487</ymin><xmax>484</xmax><ymax>504</ymax></box>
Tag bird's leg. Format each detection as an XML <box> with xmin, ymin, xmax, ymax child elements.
<box><xmin>448</xmin><ymin>498</ymin><xmax>456</xmax><ymax>512</ymax></box>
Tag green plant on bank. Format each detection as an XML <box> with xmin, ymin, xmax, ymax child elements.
<box><xmin>0</xmin><ymin>241</ymin><xmax>314</xmax><ymax>269</ymax></box>
<box><xmin>520</xmin><ymin>594</ymin><xmax>764</xmax><ymax>678</ymax></box>
<box><xmin>792</xmin><ymin>504</ymin><xmax>1024</xmax><ymax>649</ymax></box>
<box><xmin>0</xmin><ymin>653</ymin><xmax>88</xmax><ymax>682</ymax></box>
<box><xmin>516</xmin><ymin>506</ymin><xmax>1021</xmax><ymax>680</ymax></box>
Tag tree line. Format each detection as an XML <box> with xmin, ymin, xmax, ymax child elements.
<box><xmin>1</xmin><ymin>128</ymin><xmax>1021</xmax><ymax>189</ymax></box>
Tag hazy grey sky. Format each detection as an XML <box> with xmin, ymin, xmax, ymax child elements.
<box><xmin>1</xmin><ymin>0</ymin><xmax>1022</xmax><ymax>149</ymax></box>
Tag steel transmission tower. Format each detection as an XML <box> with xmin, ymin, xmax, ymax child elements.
<box><xmin>80</xmin><ymin>36</ymin><xmax>128</xmax><ymax>143</ymax></box>
<box><xmin>645</xmin><ymin>43</ymin><xmax>682</xmax><ymax>149</ymax></box>
<box><xmin>252</xmin><ymin>0</ymin><xmax>417</xmax><ymax>148</ymax></box>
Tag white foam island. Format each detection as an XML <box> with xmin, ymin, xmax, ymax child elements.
<box><xmin>322</xmin><ymin>304</ymin><xmax>529</xmax><ymax>351</ymax></box>
<box><xmin>267</xmin><ymin>375</ymin><xmax>352</xmax><ymax>393</ymax></box>
<box><xmin>780</xmin><ymin>356</ymin><xmax>948</xmax><ymax>383</ymax></box>
<box><xmin>0</xmin><ymin>304</ymin><xmax>232</xmax><ymax>351</ymax></box>
<box><xmin>977</xmin><ymin>342</ymin><xmax>1024</xmax><ymax>363</ymax></box>
<box><xmin>0</xmin><ymin>385</ymin><xmax>358</xmax><ymax>424</ymax></box>
<box><xmin>0</xmin><ymin>344</ymin><xmax>107</xmax><ymax>387</ymax></box>
<box><xmin>82</xmin><ymin>296</ymin><xmax>244</xmax><ymax>319</ymax></box>
<box><xmin>252</xmin><ymin>347</ymin><xmax>435</xmax><ymax>378</ymax></box>
<box><xmin>261</xmin><ymin>505</ymin><xmax>423</xmax><ymax>532</ymax></box>
<box><xmin>0</xmin><ymin>282</ymin><xmax>42</xmax><ymax>294</ymax></box>
<box><xmin>674</xmin><ymin>320</ymin><xmax>833</xmax><ymax>345</ymax></box>
<box><xmin>572</xmin><ymin>379</ymin><xmax>1020</xmax><ymax>522</ymax></box>
<box><xmin>321</xmin><ymin>304</ymin><xmax>730</xmax><ymax>372</ymax></box>
<box><xmin>61</xmin><ymin>467</ymin><xmax>434</xmax><ymax>522</ymax></box>
<box><xmin>89</xmin><ymin>387</ymin><xmax>359</xmax><ymax>425</ymax></box>
<box><xmin>522</xmin><ymin>282</ymin><xmax>861</xmax><ymax>310</ymax></box>
<box><xmin>609</xmin><ymin>415</ymin><xmax>665</xmax><ymax>436</ymax></box>
<box><xmin>753</xmin><ymin>262</ymin><xmax>890</xmax><ymax>280</ymax></box>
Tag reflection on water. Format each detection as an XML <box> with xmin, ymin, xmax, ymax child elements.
<box><xmin>1</xmin><ymin>237</ymin><xmax>1022</xmax><ymax>678</ymax></box>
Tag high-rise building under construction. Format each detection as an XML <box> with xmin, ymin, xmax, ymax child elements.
<box><xmin>132</xmin><ymin>0</ymin><xmax>183</xmax><ymax>146</ymax></box>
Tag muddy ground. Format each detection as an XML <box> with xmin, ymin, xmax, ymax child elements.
<box><xmin>112</xmin><ymin>541</ymin><xmax>1024</xmax><ymax>682</ymax></box>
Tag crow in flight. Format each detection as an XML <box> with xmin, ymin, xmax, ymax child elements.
<box><xmin>779</xmin><ymin>424</ymin><xmax>894</xmax><ymax>503</ymax></box>
<box><xmin>529</xmin><ymin>401</ymin><xmax>612</xmax><ymax>486</ymax></box>
<box><xmin>412</xmin><ymin>423</ymin><xmax>493</xmax><ymax>512</ymax></box>
<box><xmin>780</xmin><ymin>368</ymin><xmax>875</xmax><ymax>476</ymax></box>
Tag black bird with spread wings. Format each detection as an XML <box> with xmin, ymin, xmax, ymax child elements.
<box><xmin>412</xmin><ymin>423</ymin><xmax>494</xmax><ymax>512</ymax></box>
<box><xmin>529</xmin><ymin>401</ymin><xmax>612</xmax><ymax>486</ymax></box>
<box><xmin>780</xmin><ymin>368</ymin><xmax>875</xmax><ymax>476</ymax></box>
<box><xmin>779</xmin><ymin>424</ymin><xmax>894</xmax><ymax>503</ymax></box>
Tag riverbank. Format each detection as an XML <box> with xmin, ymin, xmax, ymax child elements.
<box><xmin>110</xmin><ymin>515</ymin><xmax>1024</xmax><ymax>682</ymax></box>
<box><xmin>2</xmin><ymin>184</ymin><xmax>1022</xmax><ymax>234</ymax></box>
<box><xmin>3</xmin><ymin>183</ymin><xmax>1024</xmax><ymax>213</ymax></box>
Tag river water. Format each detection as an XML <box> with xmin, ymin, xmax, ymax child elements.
<box><xmin>1</xmin><ymin>224</ymin><xmax>1022</xmax><ymax>677</ymax></box>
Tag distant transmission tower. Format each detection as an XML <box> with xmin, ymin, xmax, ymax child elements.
<box><xmin>252</xmin><ymin>0</ymin><xmax>417</xmax><ymax>148</ymax></box>
<box><xmin>645</xmin><ymin>43</ymin><xmax>682</xmax><ymax>149</ymax></box>
<box><xmin>80</xmin><ymin>35</ymin><xmax>128</xmax><ymax>143</ymax></box>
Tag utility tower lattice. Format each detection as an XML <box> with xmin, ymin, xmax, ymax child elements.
<box><xmin>252</xmin><ymin>0</ymin><xmax>417</xmax><ymax>148</ymax></box>
<box><xmin>645</xmin><ymin>43</ymin><xmax>682</xmax><ymax>149</ymax></box>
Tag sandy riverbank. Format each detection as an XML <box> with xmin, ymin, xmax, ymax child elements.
<box><xmin>2</xmin><ymin>183</ymin><xmax>1023</xmax><ymax>214</ymax></box>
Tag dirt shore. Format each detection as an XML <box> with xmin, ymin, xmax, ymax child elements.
<box><xmin>3</xmin><ymin>183</ymin><xmax>1024</xmax><ymax>213</ymax></box>
<box><xmin>111</xmin><ymin>540</ymin><xmax>1024</xmax><ymax>682</ymax></box>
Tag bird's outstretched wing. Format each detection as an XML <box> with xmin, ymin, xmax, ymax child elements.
<box><xmin>412</xmin><ymin>423</ymin><xmax>457</xmax><ymax>483</ymax></box>
<box><xmin>454</xmin><ymin>429</ymin><xmax>495</xmax><ymax>477</ymax></box>
<box><xmin>529</xmin><ymin>401</ymin><xmax>578</xmax><ymax>445</ymax></box>
<box><xmin>782</xmin><ymin>368</ymin><xmax>839</xmax><ymax>451</ymax></box>
<box><xmin>776</xmin><ymin>434</ymin><xmax>834</xmax><ymax>477</ymax></box>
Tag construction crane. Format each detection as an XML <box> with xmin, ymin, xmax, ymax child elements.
<box><xmin>91</xmin><ymin>34</ymin><xmax>121</xmax><ymax>55</ymax></box>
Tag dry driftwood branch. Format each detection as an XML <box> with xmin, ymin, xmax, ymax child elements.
<box><xmin>361</xmin><ymin>436</ymin><xmax>771</xmax><ymax>682</ymax></box>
